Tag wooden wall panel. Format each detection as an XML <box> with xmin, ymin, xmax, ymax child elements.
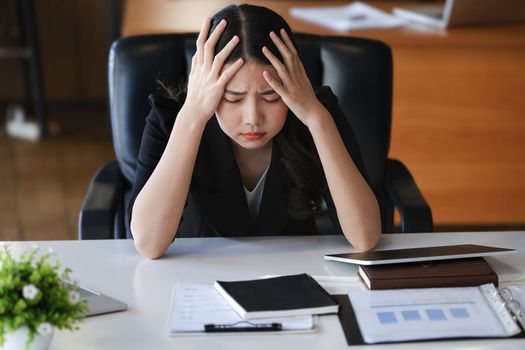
<box><xmin>37</xmin><ymin>0</ymin><xmax>78</xmax><ymax>101</ymax></box>
<box><xmin>0</xmin><ymin>0</ymin><xmax>109</xmax><ymax>103</ymax></box>
<box><xmin>391</xmin><ymin>47</ymin><xmax>525</xmax><ymax>224</ymax></box>
<box><xmin>0</xmin><ymin>137</ymin><xmax>20</xmax><ymax>240</ymax></box>
<box><xmin>76</xmin><ymin>0</ymin><xmax>109</xmax><ymax>100</ymax></box>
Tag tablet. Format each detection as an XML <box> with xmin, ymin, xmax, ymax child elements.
<box><xmin>324</xmin><ymin>244</ymin><xmax>516</xmax><ymax>265</ymax></box>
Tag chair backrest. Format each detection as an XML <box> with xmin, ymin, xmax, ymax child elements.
<box><xmin>108</xmin><ymin>33</ymin><xmax>393</xmax><ymax>235</ymax></box>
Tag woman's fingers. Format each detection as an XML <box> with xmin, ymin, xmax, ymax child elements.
<box><xmin>279</xmin><ymin>28</ymin><xmax>298</xmax><ymax>56</ymax></box>
<box><xmin>203</xmin><ymin>19</ymin><xmax>227</xmax><ymax>67</ymax></box>
<box><xmin>263</xmin><ymin>29</ymin><xmax>318</xmax><ymax>121</ymax></box>
<box><xmin>218</xmin><ymin>58</ymin><xmax>244</xmax><ymax>86</ymax></box>
<box><xmin>262</xmin><ymin>46</ymin><xmax>291</xmax><ymax>88</ymax></box>
<box><xmin>211</xmin><ymin>35</ymin><xmax>240</xmax><ymax>76</ymax></box>
<box><xmin>190</xmin><ymin>53</ymin><xmax>197</xmax><ymax>74</ymax></box>
<box><xmin>195</xmin><ymin>17</ymin><xmax>211</xmax><ymax>63</ymax></box>
<box><xmin>262</xmin><ymin>70</ymin><xmax>284</xmax><ymax>96</ymax></box>
<box><xmin>269</xmin><ymin>31</ymin><xmax>292</xmax><ymax>63</ymax></box>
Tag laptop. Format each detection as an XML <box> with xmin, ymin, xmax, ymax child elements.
<box><xmin>393</xmin><ymin>0</ymin><xmax>525</xmax><ymax>29</ymax></box>
<box><xmin>66</xmin><ymin>282</ymin><xmax>128</xmax><ymax>316</ymax></box>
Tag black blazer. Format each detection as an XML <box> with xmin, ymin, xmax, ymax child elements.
<box><xmin>126</xmin><ymin>86</ymin><xmax>369</xmax><ymax>238</ymax></box>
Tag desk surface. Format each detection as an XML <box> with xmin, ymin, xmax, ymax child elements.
<box><xmin>121</xmin><ymin>0</ymin><xmax>525</xmax><ymax>228</ymax></box>
<box><xmin>8</xmin><ymin>231</ymin><xmax>525</xmax><ymax>349</ymax></box>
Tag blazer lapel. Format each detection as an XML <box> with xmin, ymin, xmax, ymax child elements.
<box><xmin>253</xmin><ymin>146</ymin><xmax>290</xmax><ymax>235</ymax></box>
<box><xmin>196</xmin><ymin>119</ymin><xmax>252</xmax><ymax>235</ymax></box>
<box><xmin>196</xmin><ymin>119</ymin><xmax>291</xmax><ymax>236</ymax></box>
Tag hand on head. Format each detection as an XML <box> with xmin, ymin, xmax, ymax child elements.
<box><xmin>185</xmin><ymin>13</ymin><xmax>323</xmax><ymax>129</ymax></box>
<box><xmin>262</xmin><ymin>29</ymin><xmax>324</xmax><ymax>127</ymax></box>
<box><xmin>184</xmin><ymin>18</ymin><xmax>244</xmax><ymax>121</ymax></box>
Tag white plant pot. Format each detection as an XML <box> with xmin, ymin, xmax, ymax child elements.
<box><xmin>2</xmin><ymin>325</ymin><xmax>54</xmax><ymax>350</ymax></box>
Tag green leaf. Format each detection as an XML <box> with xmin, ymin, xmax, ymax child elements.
<box><xmin>1</xmin><ymin>248</ymin><xmax>86</xmax><ymax>341</ymax></box>
<box><xmin>29</xmin><ymin>270</ymin><xmax>41</xmax><ymax>284</ymax></box>
<box><xmin>13</xmin><ymin>299</ymin><xmax>27</xmax><ymax>314</ymax></box>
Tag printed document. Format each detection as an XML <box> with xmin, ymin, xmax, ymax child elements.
<box><xmin>167</xmin><ymin>283</ymin><xmax>313</xmax><ymax>333</ymax></box>
<box><xmin>290</xmin><ymin>1</ymin><xmax>407</xmax><ymax>32</ymax></box>
<box><xmin>348</xmin><ymin>284</ymin><xmax>520</xmax><ymax>343</ymax></box>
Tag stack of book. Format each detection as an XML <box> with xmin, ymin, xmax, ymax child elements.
<box><xmin>324</xmin><ymin>244</ymin><xmax>513</xmax><ymax>290</ymax></box>
<box><xmin>358</xmin><ymin>257</ymin><xmax>498</xmax><ymax>290</ymax></box>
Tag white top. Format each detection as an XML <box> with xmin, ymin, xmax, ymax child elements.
<box><xmin>10</xmin><ymin>231</ymin><xmax>525</xmax><ymax>349</ymax></box>
<box><xmin>243</xmin><ymin>166</ymin><xmax>269</xmax><ymax>219</ymax></box>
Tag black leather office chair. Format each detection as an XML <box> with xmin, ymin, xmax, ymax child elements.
<box><xmin>79</xmin><ymin>33</ymin><xmax>433</xmax><ymax>239</ymax></box>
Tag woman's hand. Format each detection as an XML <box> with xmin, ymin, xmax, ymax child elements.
<box><xmin>261</xmin><ymin>29</ymin><xmax>327</xmax><ymax>128</ymax></box>
<box><xmin>182</xmin><ymin>18</ymin><xmax>244</xmax><ymax>122</ymax></box>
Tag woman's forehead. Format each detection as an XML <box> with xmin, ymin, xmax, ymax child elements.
<box><xmin>224</xmin><ymin>61</ymin><xmax>278</xmax><ymax>93</ymax></box>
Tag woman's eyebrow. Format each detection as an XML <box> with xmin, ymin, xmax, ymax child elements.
<box><xmin>225</xmin><ymin>89</ymin><xmax>246</xmax><ymax>95</ymax></box>
<box><xmin>259</xmin><ymin>89</ymin><xmax>277</xmax><ymax>95</ymax></box>
<box><xmin>224</xmin><ymin>89</ymin><xmax>277</xmax><ymax>95</ymax></box>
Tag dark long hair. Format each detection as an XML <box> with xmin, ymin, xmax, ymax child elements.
<box><xmin>215</xmin><ymin>4</ymin><xmax>326</xmax><ymax>220</ymax></box>
<box><xmin>173</xmin><ymin>4</ymin><xmax>325</xmax><ymax>220</ymax></box>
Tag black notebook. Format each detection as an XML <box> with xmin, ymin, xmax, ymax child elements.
<box><xmin>214</xmin><ymin>273</ymin><xmax>339</xmax><ymax>319</ymax></box>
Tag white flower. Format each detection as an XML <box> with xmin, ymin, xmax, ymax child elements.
<box><xmin>68</xmin><ymin>290</ymin><xmax>81</xmax><ymax>304</ymax></box>
<box><xmin>22</xmin><ymin>284</ymin><xmax>39</xmax><ymax>300</ymax></box>
<box><xmin>47</xmin><ymin>247</ymin><xmax>57</xmax><ymax>257</ymax></box>
<box><xmin>37</xmin><ymin>322</ymin><xmax>53</xmax><ymax>336</ymax></box>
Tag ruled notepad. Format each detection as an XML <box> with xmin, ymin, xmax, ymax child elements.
<box><xmin>166</xmin><ymin>283</ymin><xmax>314</xmax><ymax>334</ymax></box>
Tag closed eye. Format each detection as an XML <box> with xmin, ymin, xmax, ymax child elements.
<box><xmin>264</xmin><ymin>96</ymin><xmax>281</xmax><ymax>103</ymax></box>
<box><xmin>223</xmin><ymin>97</ymin><xmax>242</xmax><ymax>104</ymax></box>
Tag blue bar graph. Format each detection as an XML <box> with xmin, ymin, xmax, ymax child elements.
<box><xmin>377</xmin><ymin>311</ymin><xmax>398</xmax><ymax>324</ymax></box>
<box><xmin>402</xmin><ymin>310</ymin><xmax>421</xmax><ymax>321</ymax></box>
<box><xmin>426</xmin><ymin>309</ymin><xmax>446</xmax><ymax>321</ymax></box>
<box><xmin>450</xmin><ymin>308</ymin><xmax>470</xmax><ymax>319</ymax></box>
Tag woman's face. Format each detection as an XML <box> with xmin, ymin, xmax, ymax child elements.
<box><xmin>215</xmin><ymin>60</ymin><xmax>288</xmax><ymax>151</ymax></box>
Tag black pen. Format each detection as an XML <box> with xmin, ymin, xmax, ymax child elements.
<box><xmin>204</xmin><ymin>322</ymin><xmax>282</xmax><ymax>332</ymax></box>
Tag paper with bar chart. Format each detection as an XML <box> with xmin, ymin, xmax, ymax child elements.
<box><xmin>348</xmin><ymin>284</ymin><xmax>521</xmax><ymax>343</ymax></box>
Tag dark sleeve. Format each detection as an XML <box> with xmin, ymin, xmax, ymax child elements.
<box><xmin>125</xmin><ymin>93</ymin><xmax>181</xmax><ymax>238</ymax></box>
<box><xmin>315</xmin><ymin>86</ymin><xmax>371</xmax><ymax>234</ymax></box>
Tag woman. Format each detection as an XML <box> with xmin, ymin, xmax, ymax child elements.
<box><xmin>128</xmin><ymin>4</ymin><xmax>381</xmax><ymax>258</ymax></box>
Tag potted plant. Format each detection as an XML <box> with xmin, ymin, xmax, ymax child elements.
<box><xmin>0</xmin><ymin>246</ymin><xmax>87</xmax><ymax>350</ymax></box>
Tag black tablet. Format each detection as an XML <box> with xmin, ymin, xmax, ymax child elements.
<box><xmin>324</xmin><ymin>244</ymin><xmax>516</xmax><ymax>265</ymax></box>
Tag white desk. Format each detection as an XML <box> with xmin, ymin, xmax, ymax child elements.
<box><xmin>8</xmin><ymin>232</ymin><xmax>525</xmax><ymax>349</ymax></box>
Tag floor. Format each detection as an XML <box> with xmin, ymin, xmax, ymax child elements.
<box><xmin>0</xmin><ymin>103</ymin><xmax>114</xmax><ymax>241</ymax></box>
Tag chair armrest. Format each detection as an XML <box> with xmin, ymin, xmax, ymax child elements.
<box><xmin>78</xmin><ymin>161</ymin><xmax>124</xmax><ymax>239</ymax></box>
<box><xmin>385</xmin><ymin>159</ymin><xmax>433</xmax><ymax>233</ymax></box>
